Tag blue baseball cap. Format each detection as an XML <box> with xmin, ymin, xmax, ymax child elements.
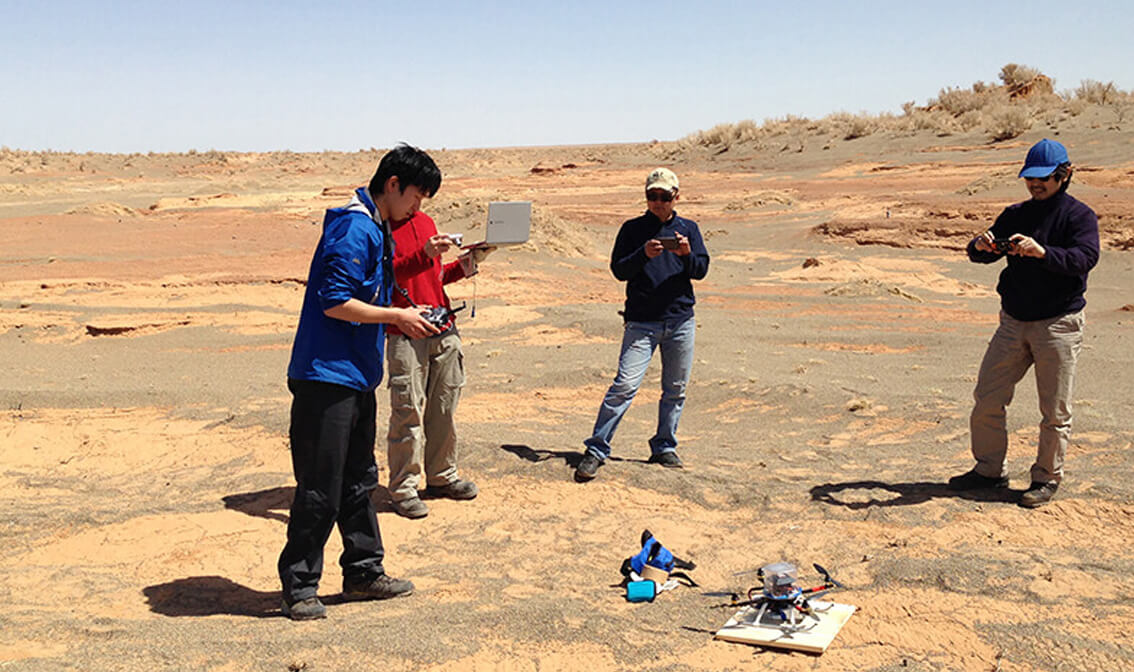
<box><xmin>1019</xmin><ymin>138</ymin><xmax>1069</xmax><ymax>178</ymax></box>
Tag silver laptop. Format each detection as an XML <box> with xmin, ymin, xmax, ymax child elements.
<box><xmin>466</xmin><ymin>201</ymin><xmax>531</xmax><ymax>248</ymax></box>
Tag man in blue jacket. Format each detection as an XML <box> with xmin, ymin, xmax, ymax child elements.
<box><xmin>279</xmin><ymin>145</ymin><xmax>441</xmax><ymax>620</ymax></box>
<box><xmin>576</xmin><ymin>168</ymin><xmax>710</xmax><ymax>482</ymax></box>
<box><xmin>948</xmin><ymin>139</ymin><xmax>1099</xmax><ymax>508</ymax></box>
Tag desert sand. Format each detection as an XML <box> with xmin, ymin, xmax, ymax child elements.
<box><xmin>1</xmin><ymin>124</ymin><xmax>1132</xmax><ymax>672</ymax></box>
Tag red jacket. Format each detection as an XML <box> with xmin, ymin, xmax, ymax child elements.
<box><xmin>388</xmin><ymin>211</ymin><xmax>466</xmax><ymax>336</ymax></box>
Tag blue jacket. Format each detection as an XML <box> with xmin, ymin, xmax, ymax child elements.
<box><xmin>967</xmin><ymin>191</ymin><xmax>1099</xmax><ymax>321</ymax></box>
<box><xmin>287</xmin><ymin>187</ymin><xmax>394</xmax><ymax>391</ymax></box>
<box><xmin>610</xmin><ymin>211</ymin><xmax>710</xmax><ymax>322</ymax></box>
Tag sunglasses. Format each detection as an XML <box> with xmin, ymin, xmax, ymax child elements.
<box><xmin>646</xmin><ymin>190</ymin><xmax>674</xmax><ymax>202</ymax></box>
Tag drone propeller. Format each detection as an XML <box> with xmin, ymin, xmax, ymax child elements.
<box><xmin>813</xmin><ymin>563</ymin><xmax>845</xmax><ymax>589</ymax></box>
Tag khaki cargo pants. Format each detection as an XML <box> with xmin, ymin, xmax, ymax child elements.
<box><xmin>385</xmin><ymin>331</ymin><xmax>465</xmax><ymax>502</ymax></box>
<box><xmin>969</xmin><ymin>310</ymin><xmax>1084</xmax><ymax>484</ymax></box>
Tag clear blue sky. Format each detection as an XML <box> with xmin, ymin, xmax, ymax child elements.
<box><xmin>2</xmin><ymin>0</ymin><xmax>1131</xmax><ymax>152</ymax></box>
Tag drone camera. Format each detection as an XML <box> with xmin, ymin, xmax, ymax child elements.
<box><xmin>761</xmin><ymin>561</ymin><xmax>799</xmax><ymax>597</ymax></box>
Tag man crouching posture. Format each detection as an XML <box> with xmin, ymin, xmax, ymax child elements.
<box><xmin>279</xmin><ymin>145</ymin><xmax>441</xmax><ymax>620</ymax></box>
<box><xmin>948</xmin><ymin>139</ymin><xmax>1099</xmax><ymax>508</ymax></box>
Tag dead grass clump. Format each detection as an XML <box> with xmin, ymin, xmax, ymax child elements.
<box><xmin>825</xmin><ymin>112</ymin><xmax>878</xmax><ymax>140</ymax></box>
<box><xmin>682</xmin><ymin>120</ymin><xmax>763</xmax><ymax>150</ymax></box>
<box><xmin>931</xmin><ymin>85</ymin><xmax>1007</xmax><ymax>116</ymax></box>
<box><xmin>1075</xmin><ymin>79</ymin><xmax>1120</xmax><ymax>104</ymax></box>
<box><xmin>986</xmin><ymin>104</ymin><xmax>1033</xmax><ymax>141</ymax></box>
<box><xmin>680</xmin><ymin>64</ymin><xmax>1133</xmax><ymax>151</ymax></box>
<box><xmin>999</xmin><ymin>63</ymin><xmax>1045</xmax><ymax>90</ymax></box>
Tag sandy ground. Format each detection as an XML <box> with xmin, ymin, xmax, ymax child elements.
<box><xmin>1</xmin><ymin>127</ymin><xmax>1133</xmax><ymax>672</ymax></box>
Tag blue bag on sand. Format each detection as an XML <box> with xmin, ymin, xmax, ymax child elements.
<box><xmin>630</xmin><ymin>535</ymin><xmax>675</xmax><ymax>575</ymax></box>
<box><xmin>619</xmin><ymin>529</ymin><xmax>698</xmax><ymax>587</ymax></box>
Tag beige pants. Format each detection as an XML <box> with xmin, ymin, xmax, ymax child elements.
<box><xmin>970</xmin><ymin>310</ymin><xmax>1084</xmax><ymax>484</ymax></box>
<box><xmin>386</xmin><ymin>331</ymin><xmax>465</xmax><ymax>501</ymax></box>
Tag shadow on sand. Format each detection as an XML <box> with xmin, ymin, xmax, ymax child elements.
<box><xmin>144</xmin><ymin>576</ymin><xmax>356</xmax><ymax>618</ymax></box>
<box><xmin>810</xmin><ymin>480</ymin><xmax>1023</xmax><ymax>509</ymax></box>
<box><xmin>223</xmin><ymin>483</ymin><xmax>403</xmax><ymax>521</ymax></box>
<box><xmin>501</xmin><ymin>444</ymin><xmax>582</xmax><ymax>467</ymax></box>
<box><xmin>501</xmin><ymin>444</ymin><xmax>653</xmax><ymax>467</ymax></box>
<box><xmin>144</xmin><ymin>576</ymin><xmax>283</xmax><ymax>618</ymax></box>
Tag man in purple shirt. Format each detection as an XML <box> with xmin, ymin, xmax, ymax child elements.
<box><xmin>948</xmin><ymin>139</ymin><xmax>1100</xmax><ymax>508</ymax></box>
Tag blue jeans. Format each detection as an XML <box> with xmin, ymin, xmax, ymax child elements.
<box><xmin>584</xmin><ymin>316</ymin><xmax>696</xmax><ymax>460</ymax></box>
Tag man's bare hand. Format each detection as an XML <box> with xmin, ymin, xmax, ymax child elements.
<box><xmin>973</xmin><ymin>231</ymin><xmax>996</xmax><ymax>253</ymax></box>
<box><xmin>394</xmin><ymin>306</ymin><xmax>440</xmax><ymax>339</ymax></box>
<box><xmin>424</xmin><ymin>234</ymin><xmax>453</xmax><ymax>258</ymax></box>
<box><xmin>1009</xmin><ymin>234</ymin><xmax>1046</xmax><ymax>258</ymax></box>
<box><xmin>645</xmin><ymin>239</ymin><xmax>664</xmax><ymax>258</ymax></box>
<box><xmin>674</xmin><ymin>233</ymin><xmax>691</xmax><ymax>256</ymax></box>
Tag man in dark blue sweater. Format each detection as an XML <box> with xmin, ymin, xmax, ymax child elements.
<box><xmin>948</xmin><ymin>139</ymin><xmax>1099</xmax><ymax>508</ymax></box>
<box><xmin>576</xmin><ymin>168</ymin><xmax>710</xmax><ymax>481</ymax></box>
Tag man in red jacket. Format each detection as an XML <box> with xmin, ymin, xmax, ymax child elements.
<box><xmin>386</xmin><ymin>210</ymin><xmax>492</xmax><ymax>518</ymax></box>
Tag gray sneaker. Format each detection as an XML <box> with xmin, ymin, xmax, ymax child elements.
<box><xmin>282</xmin><ymin>596</ymin><xmax>326</xmax><ymax>621</ymax></box>
<box><xmin>391</xmin><ymin>496</ymin><xmax>429</xmax><ymax>519</ymax></box>
<box><xmin>424</xmin><ymin>479</ymin><xmax>478</xmax><ymax>500</ymax></box>
<box><xmin>342</xmin><ymin>574</ymin><xmax>414</xmax><ymax>601</ymax></box>
<box><xmin>1019</xmin><ymin>481</ymin><xmax>1059</xmax><ymax>508</ymax></box>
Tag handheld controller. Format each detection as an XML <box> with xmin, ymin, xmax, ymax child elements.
<box><xmin>991</xmin><ymin>237</ymin><xmax>1014</xmax><ymax>254</ymax></box>
<box><xmin>423</xmin><ymin>302</ymin><xmax>467</xmax><ymax>331</ymax></box>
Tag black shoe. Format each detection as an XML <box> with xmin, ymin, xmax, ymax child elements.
<box><xmin>647</xmin><ymin>451</ymin><xmax>684</xmax><ymax>468</ymax></box>
<box><xmin>342</xmin><ymin>574</ymin><xmax>414</xmax><ymax>601</ymax></box>
<box><xmin>947</xmin><ymin>468</ymin><xmax>1008</xmax><ymax>491</ymax></box>
<box><xmin>424</xmin><ymin>479</ymin><xmax>478</xmax><ymax>500</ymax></box>
<box><xmin>1019</xmin><ymin>481</ymin><xmax>1059</xmax><ymax>508</ymax></box>
<box><xmin>282</xmin><ymin>596</ymin><xmax>326</xmax><ymax>621</ymax></box>
<box><xmin>575</xmin><ymin>453</ymin><xmax>602</xmax><ymax>482</ymax></box>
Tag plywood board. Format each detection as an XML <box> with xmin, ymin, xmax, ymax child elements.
<box><xmin>714</xmin><ymin>600</ymin><xmax>856</xmax><ymax>654</ymax></box>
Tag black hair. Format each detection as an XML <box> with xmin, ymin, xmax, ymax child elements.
<box><xmin>369</xmin><ymin>143</ymin><xmax>442</xmax><ymax>198</ymax></box>
<box><xmin>1054</xmin><ymin>161</ymin><xmax>1073</xmax><ymax>194</ymax></box>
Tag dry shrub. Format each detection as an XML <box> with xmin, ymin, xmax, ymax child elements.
<box><xmin>931</xmin><ymin>85</ymin><xmax>1005</xmax><ymax>115</ymax></box>
<box><xmin>680</xmin><ymin>64</ymin><xmax>1132</xmax><ymax>150</ymax></box>
<box><xmin>1065</xmin><ymin>97</ymin><xmax>1089</xmax><ymax>116</ymax></box>
<box><xmin>825</xmin><ymin>111</ymin><xmax>878</xmax><ymax>140</ymax></box>
<box><xmin>1075</xmin><ymin>79</ymin><xmax>1119</xmax><ymax>104</ymax></box>
<box><xmin>683</xmin><ymin>120</ymin><xmax>763</xmax><ymax>149</ymax></box>
<box><xmin>999</xmin><ymin>63</ymin><xmax>1042</xmax><ymax>89</ymax></box>
<box><xmin>957</xmin><ymin>109</ymin><xmax>984</xmax><ymax>131</ymax></box>
<box><xmin>902</xmin><ymin>109</ymin><xmax>961</xmax><ymax>136</ymax></box>
<box><xmin>986</xmin><ymin>104</ymin><xmax>1032</xmax><ymax>140</ymax></box>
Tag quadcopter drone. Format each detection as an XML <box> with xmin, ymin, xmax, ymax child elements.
<box><xmin>716</xmin><ymin>561</ymin><xmax>845</xmax><ymax>633</ymax></box>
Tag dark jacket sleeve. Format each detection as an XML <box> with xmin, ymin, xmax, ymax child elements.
<box><xmin>611</xmin><ymin>222</ymin><xmax>648</xmax><ymax>281</ymax></box>
<box><xmin>682</xmin><ymin>222</ymin><xmax>710</xmax><ymax>279</ymax></box>
<box><xmin>1042</xmin><ymin>204</ymin><xmax>1099</xmax><ymax>276</ymax></box>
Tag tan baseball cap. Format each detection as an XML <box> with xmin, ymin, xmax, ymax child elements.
<box><xmin>645</xmin><ymin>167</ymin><xmax>679</xmax><ymax>192</ymax></box>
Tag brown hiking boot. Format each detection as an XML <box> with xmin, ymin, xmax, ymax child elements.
<box><xmin>1019</xmin><ymin>481</ymin><xmax>1059</xmax><ymax>508</ymax></box>
<box><xmin>281</xmin><ymin>596</ymin><xmax>326</xmax><ymax>621</ymax></box>
<box><xmin>947</xmin><ymin>468</ymin><xmax>1009</xmax><ymax>491</ymax></box>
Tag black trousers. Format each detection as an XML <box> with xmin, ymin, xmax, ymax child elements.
<box><xmin>278</xmin><ymin>378</ymin><xmax>385</xmax><ymax>602</ymax></box>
